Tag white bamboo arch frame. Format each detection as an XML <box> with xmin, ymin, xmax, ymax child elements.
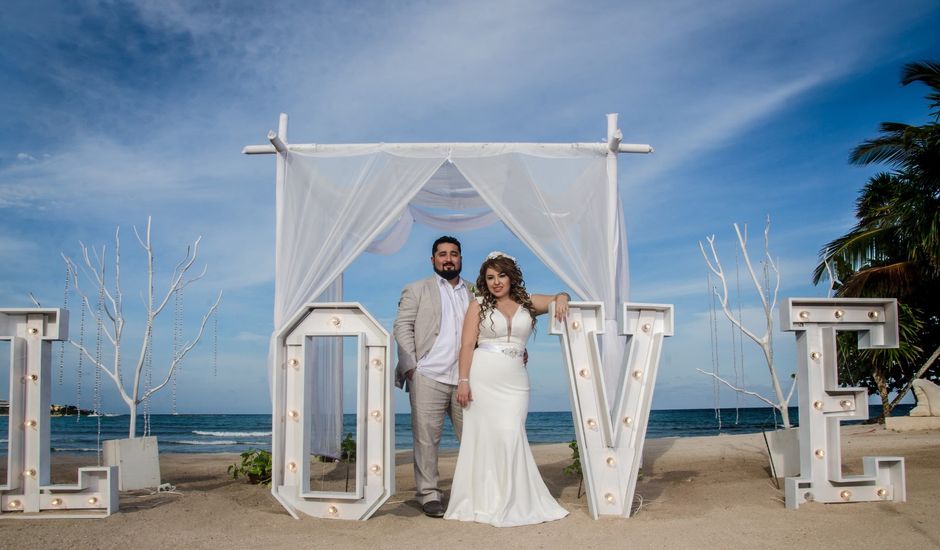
<box><xmin>245</xmin><ymin>114</ymin><xmax>671</xmax><ymax>521</ymax></box>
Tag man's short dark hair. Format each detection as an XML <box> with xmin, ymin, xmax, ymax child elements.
<box><xmin>432</xmin><ymin>236</ymin><xmax>461</xmax><ymax>255</ymax></box>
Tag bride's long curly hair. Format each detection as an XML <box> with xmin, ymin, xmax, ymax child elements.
<box><xmin>476</xmin><ymin>255</ymin><xmax>537</xmax><ymax>330</ymax></box>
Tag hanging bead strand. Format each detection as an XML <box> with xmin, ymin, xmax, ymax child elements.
<box><xmin>75</xmin><ymin>293</ymin><xmax>86</xmax><ymax>423</ymax></box>
<box><xmin>58</xmin><ymin>264</ymin><xmax>71</xmax><ymax>386</ymax></box>
<box><xmin>143</xmin><ymin>320</ymin><xmax>153</xmax><ymax>437</ymax></box>
<box><xmin>93</xmin><ymin>282</ymin><xmax>105</xmax><ymax>445</ymax></box>
<box><xmin>171</xmin><ymin>286</ymin><xmax>183</xmax><ymax>415</ymax></box>
<box><xmin>212</xmin><ymin>307</ymin><xmax>219</xmax><ymax>377</ymax></box>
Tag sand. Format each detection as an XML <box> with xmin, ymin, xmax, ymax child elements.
<box><xmin>2</xmin><ymin>425</ymin><xmax>938</xmax><ymax>549</ymax></box>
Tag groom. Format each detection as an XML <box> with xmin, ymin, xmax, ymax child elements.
<box><xmin>394</xmin><ymin>236</ymin><xmax>473</xmax><ymax>518</ymax></box>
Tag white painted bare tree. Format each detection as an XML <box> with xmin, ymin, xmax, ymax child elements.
<box><xmin>63</xmin><ymin>217</ymin><xmax>222</xmax><ymax>438</ymax></box>
<box><xmin>698</xmin><ymin>216</ymin><xmax>796</xmax><ymax>428</ymax></box>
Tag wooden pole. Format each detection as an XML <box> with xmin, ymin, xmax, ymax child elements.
<box><xmin>243</xmin><ymin>141</ymin><xmax>653</xmax><ymax>155</ymax></box>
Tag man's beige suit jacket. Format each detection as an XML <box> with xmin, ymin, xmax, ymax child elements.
<box><xmin>393</xmin><ymin>275</ymin><xmax>474</xmax><ymax>390</ymax></box>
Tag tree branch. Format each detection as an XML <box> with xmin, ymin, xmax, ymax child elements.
<box><xmin>699</xmin><ymin>235</ymin><xmax>765</xmax><ymax>347</ymax></box>
<box><xmin>63</xmin><ymin>256</ymin><xmax>117</xmax><ymax>346</ymax></box>
<box><xmin>696</xmin><ymin>368</ymin><xmax>778</xmax><ymax>409</ymax></box>
<box><xmin>699</xmin><ymin>217</ymin><xmax>791</xmax><ymax>427</ymax></box>
<box><xmin>140</xmin><ymin>290</ymin><xmax>223</xmax><ymax>403</ymax></box>
<box><xmin>64</xmin><ymin>216</ymin><xmax>222</xmax><ymax>437</ymax></box>
<box><xmin>889</xmin><ymin>343</ymin><xmax>940</xmax><ymax>408</ymax></box>
<box><xmin>67</xmin><ymin>340</ymin><xmax>131</xmax><ymax>406</ymax></box>
<box><xmin>785</xmin><ymin>373</ymin><xmax>798</xmax><ymax>403</ymax></box>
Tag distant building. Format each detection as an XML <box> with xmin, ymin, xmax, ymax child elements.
<box><xmin>0</xmin><ymin>401</ymin><xmax>92</xmax><ymax>416</ymax></box>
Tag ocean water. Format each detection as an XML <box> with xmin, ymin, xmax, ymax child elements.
<box><xmin>0</xmin><ymin>404</ymin><xmax>913</xmax><ymax>455</ymax></box>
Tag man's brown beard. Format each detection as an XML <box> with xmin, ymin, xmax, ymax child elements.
<box><xmin>434</xmin><ymin>265</ymin><xmax>461</xmax><ymax>280</ymax></box>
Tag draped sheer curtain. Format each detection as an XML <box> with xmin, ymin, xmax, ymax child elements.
<box><xmin>453</xmin><ymin>154</ymin><xmax>629</xmax><ymax>400</ymax></box>
<box><xmin>274</xmin><ymin>145</ymin><xmax>629</xmax><ymax>456</ymax></box>
<box><xmin>275</xmin><ymin>152</ymin><xmax>444</xmax><ymax>456</ymax></box>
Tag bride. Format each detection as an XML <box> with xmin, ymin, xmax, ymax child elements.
<box><xmin>443</xmin><ymin>251</ymin><xmax>570</xmax><ymax>527</ymax></box>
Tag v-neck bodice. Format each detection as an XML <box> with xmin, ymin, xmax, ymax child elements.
<box><xmin>478</xmin><ymin>302</ymin><xmax>533</xmax><ymax>348</ymax></box>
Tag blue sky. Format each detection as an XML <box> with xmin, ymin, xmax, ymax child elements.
<box><xmin>1</xmin><ymin>1</ymin><xmax>938</xmax><ymax>414</ymax></box>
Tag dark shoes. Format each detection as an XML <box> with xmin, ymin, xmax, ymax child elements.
<box><xmin>422</xmin><ymin>500</ymin><xmax>445</xmax><ymax>518</ymax></box>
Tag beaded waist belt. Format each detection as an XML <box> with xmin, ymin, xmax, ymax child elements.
<box><xmin>476</xmin><ymin>342</ymin><xmax>524</xmax><ymax>359</ymax></box>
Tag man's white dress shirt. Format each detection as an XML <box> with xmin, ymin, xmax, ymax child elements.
<box><xmin>416</xmin><ymin>275</ymin><xmax>470</xmax><ymax>385</ymax></box>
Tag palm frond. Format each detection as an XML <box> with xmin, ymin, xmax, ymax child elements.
<box><xmin>837</xmin><ymin>261</ymin><xmax>919</xmax><ymax>298</ymax></box>
<box><xmin>901</xmin><ymin>60</ymin><xmax>940</xmax><ymax>119</ymax></box>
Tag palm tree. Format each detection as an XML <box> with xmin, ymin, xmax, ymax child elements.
<box><xmin>814</xmin><ymin>60</ymin><xmax>940</xmax><ymax>421</ymax></box>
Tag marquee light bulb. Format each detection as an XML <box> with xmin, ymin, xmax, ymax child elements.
<box><xmin>604</xmin><ymin>493</ymin><xmax>615</xmax><ymax>504</ymax></box>
<box><xmin>606</xmin><ymin>457</ymin><xmax>616</xmax><ymax>467</ymax></box>
<box><xmin>287</xmin><ymin>462</ymin><xmax>297</xmax><ymax>472</ymax></box>
<box><xmin>24</xmin><ymin>419</ymin><xmax>37</xmax><ymax>428</ymax></box>
<box><xmin>571</xmin><ymin>320</ymin><xmax>581</xmax><ymax>331</ymax></box>
<box><xmin>623</xmin><ymin>416</ymin><xmax>633</xmax><ymax>426</ymax></box>
<box><xmin>24</xmin><ymin>468</ymin><xmax>36</xmax><ymax>477</ymax></box>
<box><xmin>632</xmin><ymin>370</ymin><xmax>643</xmax><ymax>380</ymax></box>
<box><xmin>51</xmin><ymin>498</ymin><xmax>62</xmax><ymax>506</ymax></box>
<box><xmin>288</xmin><ymin>358</ymin><xmax>299</xmax><ymax>369</ymax></box>
<box><xmin>28</xmin><ymin>327</ymin><xmax>39</xmax><ymax>335</ymax></box>
<box><xmin>868</xmin><ymin>311</ymin><xmax>879</xmax><ymax>320</ymax></box>
<box><xmin>88</xmin><ymin>497</ymin><xmax>98</xmax><ymax>505</ymax></box>
<box><xmin>834</xmin><ymin>310</ymin><xmax>844</xmax><ymax>319</ymax></box>
<box><xmin>327</xmin><ymin>505</ymin><xmax>338</xmax><ymax>516</ymax></box>
<box><xmin>329</xmin><ymin>316</ymin><xmax>342</xmax><ymax>327</ymax></box>
<box><xmin>876</xmin><ymin>488</ymin><xmax>887</xmax><ymax>498</ymax></box>
<box><xmin>579</xmin><ymin>369</ymin><xmax>590</xmax><ymax>379</ymax></box>
<box><xmin>370</xmin><ymin>464</ymin><xmax>381</xmax><ymax>474</ymax></box>
<box><xmin>813</xmin><ymin>401</ymin><xmax>823</xmax><ymax>410</ymax></box>
<box><xmin>371</xmin><ymin>410</ymin><xmax>382</xmax><ymax>420</ymax></box>
<box><xmin>642</xmin><ymin>323</ymin><xmax>651</xmax><ymax>333</ymax></box>
<box><xmin>840</xmin><ymin>400</ymin><xmax>853</xmax><ymax>409</ymax></box>
<box><xmin>810</xmin><ymin>351</ymin><xmax>821</xmax><ymax>360</ymax></box>
<box><xmin>840</xmin><ymin>490</ymin><xmax>852</xmax><ymax>501</ymax></box>
<box><xmin>586</xmin><ymin>419</ymin><xmax>597</xmax><ymax>430</ymax></box>
<box><xmin>9</xmin><ymin>499</ymin><xmax>21</xmax><ymax>509</ymax></box>
<box><xmin>798</xmin><ymin>311</ymin><xmax>810</xmax><ymax>320</ymax></box>
<box><xmin>288</xmin><ymin>410</ymin><xmax>299</xmax><ymax>420</ymax></box>
<box><xmin>814</xmin><ymin>449</ymin><xmax>825</xmax><ymax>459</ymax></box>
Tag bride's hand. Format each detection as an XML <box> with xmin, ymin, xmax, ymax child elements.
<box><xmin>456</xmin><ymin>381</ymin><xmax>472</xmax><ymax>407</ymax></box>
<box><xmin>554</xmin><ymin>292</ymin><xmax>570</xmax><ymax>321</ymax></box>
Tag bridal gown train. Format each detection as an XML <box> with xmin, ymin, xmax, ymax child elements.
<box><xmin>444</xmin><ymin>304</ymin><xmax>568</xmax><ymax>527</ymax></box>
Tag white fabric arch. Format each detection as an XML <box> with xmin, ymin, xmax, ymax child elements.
<box><xmin>275</xmin><ymin>144</ymin><xmax>630</xmax><ymax>456</ymax></box>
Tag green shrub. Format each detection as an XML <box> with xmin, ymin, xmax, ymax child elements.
<box><xmin>563</xmin><ymin>439</ymin><xmax>581</xmax><ymax>477</ymax></box>
<box><xmin>228</xmin><ymin>448</ymin><xmax>272</xmax><ymax>485</ymax></box>
<box><xmin>563</xmin><ymin>439</ymin><xmax>583</xmax><ymax>498</ymax></box>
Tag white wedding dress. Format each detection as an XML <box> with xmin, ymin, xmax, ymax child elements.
<box><xmin>444</xmin><ymin>303</ymin><xmax>569</xmax><ymax>527</ymax></box>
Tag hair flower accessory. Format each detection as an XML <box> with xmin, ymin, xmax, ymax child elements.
<box><xmin>486</xmin><ymin>251</ymin><xmax>517</xmax><ymax>262</ymax></box>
